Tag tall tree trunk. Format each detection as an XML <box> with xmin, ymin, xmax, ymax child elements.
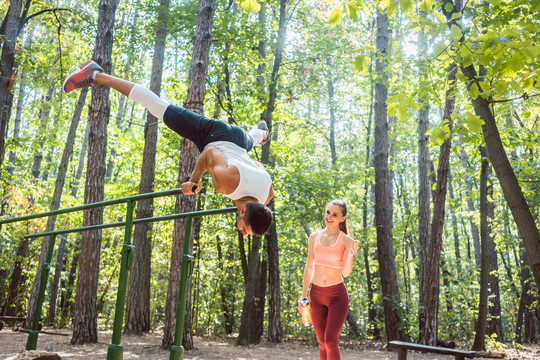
<box><xmin>262</xmin><ymin>0</ymin><xmax>287</xmax><ymax>343</ymax></box>
<box><xmin>237</xmin><ymin>236</ymin><xmax>262</xmax><ymax>345</ymax></box>
<box><xmin>71</xmin><ymin>0</ymin><xmax>119</xmax><ymax>344</ymax></box>
<box><xmin>216</xmin><ymin>235</ymin><xmax>235</xmax><ymax>334</ymax></box>
<box><xmin>363</xmin><ymin>49</ymin><xmax>380</xmax><ymax>339</ymax></box>
<box><xmin>422</xmin><ymin>0</ymin><xmax>461</xmax><ymax>345</ymax></box>
<box><xmin>161</xmin><ymin>0</ymin><xmax>216</xmax><ymax>349</ymax></box>
<box><xmin>448</xmin><ymin>170</ymin><xmax>462</xmax><ymax>273</ymax></box>
<box><xmin>458</xmin><ymin>137</ymin><xmax>481</xmax><ymax>267</ymax></box>
<box><xmin>125</xmin><ymin>0</ymin><xmax>170</xmax><ymax>335</ymax></box>
<box><xmin>31</xmin><ymin>86</ymin><xmax>54</xmax><ymax>178</ymax></box>
<box><xmin>473</xmin><ymin>146</ymin><xmax>490</xmax><ymax>351</ymax></box>
<box><xmin>449</xmin><ymin>0</ymin><xmax>540</xmax><ymax>292</ymax></box>
<box><xmin>24</xmin><ymin>87</ymin><xmax>89</xmax><ymax>329</ymax></box>
<box><xmin>422</xmin><ymin>58</ymin><xmax>457</xmax><ymax>345</ymax></box>
<box><xmin>416</xmin><ymin>13</ymin><xmax>431</xmax><ymax>340</ymax></box>
<box><xmin>60</xmin><ymin>245</ymin><xmax>80</xmax><ymax>319</ymax></box>
<box><xmin>48</xmin><ymin>235</ymin><xmax>67</xmax><ymax>324</ymax></box>
<box><xmin>487</xmin><ymin>172</ymin><xmax>503</xmax><ymax>341</ymax></box>
<box><xmin>105</xmin><ymin>9</ymin><xmax>139</xmax><ymax>179</ymax></box>
<box><xmin>0</xmin><ymin>0</ymin><xmax>26</xmax><ymax>180</ymax></box>
<box><xmin>374</xmin><ymin>8</ymin><xmax>406</xmax><ymax>342</ymax></box>
<box><xmin>326</xmin><ymin>58</ymin><xmax>337</xmax><ymax>166</ymax></box>
<box><xmin>70</xmin><ymin>119</ymin><xmax>90</xmax><ymax>198</ymax></box>
<box><xmin>2</xmin><ymin>237</ymin><xmax>29</xmax><ymax>316</ymax></box>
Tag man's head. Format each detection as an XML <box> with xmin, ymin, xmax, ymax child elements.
<box><xmin>236</xmin><ymin>202</ymin><xmax>273</xmax><ymax>236</ymax></box>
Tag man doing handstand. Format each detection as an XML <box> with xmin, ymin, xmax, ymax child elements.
<box><xmin>63</xmin><ymin>60</ymin><xmax>273</xmax><ymax>237</ymax></box>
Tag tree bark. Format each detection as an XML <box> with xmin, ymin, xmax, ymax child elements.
<box><xmin>2</xmin><ymin>237</ymin><xmax>29</xmax><ymax>316</ymax></box>
<box><xmin>236</xmin><ymin>235</ymin><xmax>262</xmax><ymax>345</ymax></box>
<box><xmin>261</xmin><ymin>0</ymin><xmax>288</xmax><ymax>343</ymax></box>
<box><xmin>416</xmin><ymin>14</ymin><xmax>431</xmax><ymax>340</ymax></box>
<box><xmin>0</xmin><ymin>0</ymin><xmax>25</xmax><ymax>180</ymax></box>
<box><xmin>48</xmin><ymin>235</ymin><xmax>67</xmax><ymax>324</ymax></box>
<box><xmin>70</xmin><ymin>119</ymin><xmax>90</xmax><ymax>198</ymax></box>
<box><xmin>125</xmin><ymin>0</ymin><xmax>170</xmax><ymax>335</ymax></box>
<box><xmin>216</xmin><ymin>235</ymin><xmax>235</xmax><ymax>334</ymax></box>
<box><xmin>458</xmin><ymin>137</ymin><xmax>481</xmax><ymax>267</ymax></box>
<box><xmin>473</xmin><ymin>146</ymin><xmax>490</xmax><ymax>351</ymax></box>
<box><xmin>487</xmin><ymin>173</ymin><xmax>503</xmax><ymax>341</ymax></box>
<box><xmin>71</xmin><ymin>0</ymin><xmax>119</xmax><ymax>344</ymax></box>
<box><xmin>422</xmin><ymin>58</ymin><xmax>457</xmax><ymax>345</ymax></box>
<box><xmin>24</xmin><ymin>86</ymin><xmax>89</xmax><ymax>329</ymax></box>
<box><xmin>161</xmin><ymin>0</ymin><xmax>215</xmax><ymax>350</ymax></box>
<box><xmin>31</xmin><ymin>86</ymin><xmax>54</xmax><ymax>178</ymax></box>
<box><xmin>374</xmin><ymin>8</ymin><xmax>406</xmax><ymax>342</ymax></box>
<box><xmin>461</xmin><ymin>63</ymin><xmax>540</xmax><ymax>292</ymax></box>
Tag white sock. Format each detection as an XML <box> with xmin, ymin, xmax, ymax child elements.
<box><xmin>128</xmin><ymin>84</ymin><xmax>170</xmax><ymax>121</ymax></box>
<box><xmin>249</xmin><ymin>128</ymin><xmax>266</xmax><ymax>145</ymax></box>
<box><xmin>92</xmin><ymin>70</ymin><xmax>99</xmax><ymax>80</ymax></box>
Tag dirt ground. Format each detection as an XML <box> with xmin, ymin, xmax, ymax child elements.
<box><xmin>1</xmin><ymin>328</ymin><xmax>539</xmax><ymax>360</ymax></box>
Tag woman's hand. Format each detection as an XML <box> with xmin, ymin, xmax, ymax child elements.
<box><xmin>348</xmin><ymin>241</ymin><xmax>360</xmax><ymax>256</ymax></box>
<box><xmin>298</xmin><ymin>296</ymin><xmax>308</xmax><ymax>312</ymax></box>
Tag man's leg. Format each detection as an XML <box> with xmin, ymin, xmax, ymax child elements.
<box><xmin>63</xmin><ymin>61</ymin><xmax>170</xmax><ymax>121</ymax></box>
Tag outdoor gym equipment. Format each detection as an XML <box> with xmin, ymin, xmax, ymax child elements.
<box><xmin>0</xmin><ymin>188</ymin><xmax>236</xmax><ymax>360</ymax></box>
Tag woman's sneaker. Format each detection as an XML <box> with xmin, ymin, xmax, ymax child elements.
<box><xmin>258</xmin><ymin>120</ymin><xmax>270</xmax><ymax>145</ymax></box>
<box><xmin>62</xmin><ymin>60</ymin><xmax>103</xmax><ymax>93</ymax></box>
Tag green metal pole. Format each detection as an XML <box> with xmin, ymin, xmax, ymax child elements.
<box><xmin>26</xmin><ymin>234</ymin><xmax>57</xmax><ymax>350</ymax></box>
<box><xmin>107</xmin><ymin>200</ymin><xmax>135</xmax><ymax>360</ymax></box>
<box><xmin>169</xmin><ymin>216</ymin><xmax>193</xmax><ymax>360</ymax></box>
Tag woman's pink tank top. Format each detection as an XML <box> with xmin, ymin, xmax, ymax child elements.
<box><xmin>313</xmin><ymin>230</ymin><xmax>344</xmax><ymax>269</ymax></box>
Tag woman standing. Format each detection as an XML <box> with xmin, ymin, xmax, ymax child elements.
<box><xmin>300</xmin><ymin>200</ymin><xmax>359</xmax><ymax>360</ymax></box>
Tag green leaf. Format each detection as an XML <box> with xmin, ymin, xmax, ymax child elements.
<box><xmin>450</xmin><ymin>24</ymin><xmax>463</xmax><ymax>42</ymax></box>
<box><xmin>347</xmin><ymin>2</ymin><xmax>359</xmax><ymax>21</ymax></box>
<box><xmin>419</xmin><ymin>0</ymin><xmax>434</xmax><ymax>12</ymax></box>
<box><xmin>397</xmin><ymin>102</ymin><xmax>409</xmax><ymax>121</ymax></box>
<box><xmin>468</xmin><ymin>82</ymin><xmax>479</xmax><ymax>99</ymax></box>
<box><xmin>380</xmin><ymin>0</ymin><xmax>392</xmax><ymax>9</ymax></box>
<box><xmin>465</xmin><ymin>112</ymin><xmax>485</xmax><ymax>133</ymax></box>
<box><xmin>400</xmin><ymin>0</ymin><xmax>414</xmax><ymax>14</ymax></box>
<box><xmin>328</xmin><ymin>7</ymin><xmax>343</xmax><ymax>25</ymax></box>
<box><xmin>522</xmin><ymin>45</ymin><xmax>540</xmax><ymax>58</ymax></box>
<box><xmin>237</xmin><ymin>0</ymin><xmax>261</xmax><ymax>13</ymax></box>
<box><xmin>431</xmin><ymin>124</ymin><xmax>450</xmax><ymax>146</ymax></box>
<box><xmin>387</xmin><ymin>0</ymin><xmax>398</xmax><ymax>18</ymax></box>
<box><xmin>433</xmin><ymin>12</ymin><xmax>447</xmax><ymax>24</ymax></box>
<box><xmin>353</xmin><ymin>55</ymin><xmax>368</xmax><ymax>74</ymax></box>
<box><xmin>387</xmin><ymin>102</ymin><xmax>398</xmax><ymax>118</ymax></box>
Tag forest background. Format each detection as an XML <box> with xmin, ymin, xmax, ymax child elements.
<box><xmin>0</xmin><ymin>0</ymin><xmax>539</xmax><ymax>354</ymax></box>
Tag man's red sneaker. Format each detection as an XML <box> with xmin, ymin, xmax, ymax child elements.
<box><xmin>62</xmin><ymin>60</ymin><xmax>103</xmax><ymax>93</ymax></box>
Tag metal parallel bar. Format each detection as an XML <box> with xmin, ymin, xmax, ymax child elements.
<box><xmin>107</xmin><ymin>200</ymin><xmax>136</xmax><ymax>360</ymax></box>
<box><xmin>25</xmin><ymin>234</ymin><xmax>57</xmax><ymax>351</ymax></box>
<box><xmin>0</xmin><ymin>185</ymin><xmax>237</xmax><ymax>360</ymax></box>
<box><xmin>0</xmin><ymin>188</ymin><xmax>183</xmax><ymax>226</ymax></box>
<box><xmin>24</xmin><ymin>207</ymin><xmax>237</xmax><ymax>239</ymax></box>
<box><xmin>170</xmin><ymin>216</ymin><xmax>193</xmax><ymax>360</ymax></box>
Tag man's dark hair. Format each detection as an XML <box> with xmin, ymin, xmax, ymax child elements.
<box><xmin>245</xmin><ymin>202</ymin><xmax>273</xmax><ymax>236</ymax></box>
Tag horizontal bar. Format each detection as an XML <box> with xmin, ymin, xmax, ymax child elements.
<box><xmin>0</xmin><ymin>188</ymin><xmax>184</xmax><ymax>226</ymax></box>
<box><xmin>24</xmin><ymin>207</ymin><xmax>237</xmax><ymax>239</ymax></box>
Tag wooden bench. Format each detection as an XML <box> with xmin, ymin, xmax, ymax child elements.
<box><xmin>388</xmin><ymin>340</ymin><xmax>475</xmax><ymax>360</ymax></box>
<box><xmin>0</xmin><ymin>316</ymin><xmax>42</xmax><ymax>331</ymax></box>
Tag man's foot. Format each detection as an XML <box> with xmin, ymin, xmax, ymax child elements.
<box><xmin>258</xmin><ymin>120</ymin><xmax>270</xmax><ymax>145</ymax></box>
<box><xmin>62</xmin><ymin>60</ymin><xmax>103</xmax><ymax>93</ymax></box>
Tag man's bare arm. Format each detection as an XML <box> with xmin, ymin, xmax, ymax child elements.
<box><xmin>264</xmin><ymin>185</ymin><xmax>274</xmax><ymax>205</ymax></box>
<box><xmin>182</xmin><ymin>145</ymin><xmax>239</xmax><ymax>195</ymax></box>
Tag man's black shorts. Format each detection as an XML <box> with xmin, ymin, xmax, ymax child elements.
<box><xmin>163</xmin><ymin>105</ymin><xmax>254</xmax><ymax>153</ymax></box>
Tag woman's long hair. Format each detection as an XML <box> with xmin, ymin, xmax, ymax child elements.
<box><xmin>330</xmin><ymin>199</ymin><xmax>348</xmax><ymax>235</ymax></box>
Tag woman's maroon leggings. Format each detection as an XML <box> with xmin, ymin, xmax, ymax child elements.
<box><xmin>309</xmin><ymin>283</ymin><xmax>349</xmax><ymax>360</ymax></box>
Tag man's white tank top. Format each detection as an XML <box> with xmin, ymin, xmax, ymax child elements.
<box><xmin>209</xmin><ymin>141</ymin><xmax>271</xmax><ymax>204</ymax></box>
